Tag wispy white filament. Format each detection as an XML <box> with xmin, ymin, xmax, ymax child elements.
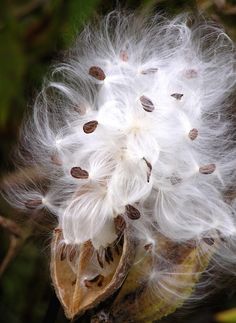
<box><xmin>3</xmin><ymin>12</ymin><xmax>236</xmax><ymax>271</ymax></box>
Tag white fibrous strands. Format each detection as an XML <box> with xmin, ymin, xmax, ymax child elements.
<box><xmin>3</xmin><ymin>12</ymin><xmax>236</xmax><ymax>308</ymax></box>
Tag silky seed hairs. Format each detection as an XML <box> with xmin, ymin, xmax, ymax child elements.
<box><xmin>3</xmin><ymin>11</ymin><xmax>236</xmax><ymax>299</ymax></box>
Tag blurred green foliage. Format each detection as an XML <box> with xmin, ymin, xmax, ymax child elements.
<box><xmin>0</xmin><ymin>1</ymin><xmax>236</xmax><ymax>323</ymax></box>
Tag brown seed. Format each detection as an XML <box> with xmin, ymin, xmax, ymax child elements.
<box><xmin>96</xmin><ymin>251</ymin><xmax>104</xmax><ymax>269</ymax></box>
<box><xmin>83</xmin><ymin>120</ymin><xmax>98</xmax><ymax>134</ymax></box>
<box><xmin>141</xmin><ymin>68</ymin><xmax>158</xmax><ymax>75</ymax></box>
<box><xmin>199</xmin><ymin>164</ymin><xmax>216</xmax><ymax>175</ymax></box>
<box><xmin>114</xmin><ymin>244</ymin><xmax>120</xmax><ymax>255</ymax></box>
<box><xmin>69</xmin><ymin>247</ymin><xmax>77</xmax><ymax>262</ymax></box>
<box><xmin>125</xmin><ymin>204</ymin><xmax>141</xmax><ymax>220</ymax></box>
<box><xmin>74</xmin><ymin>104</ymin><xmax>86</xmax><ymax>115</ymax></box>
<box><xmin>144</xmin><ymin>243</ymin><xmax>153</xmax><ymax>252</ymax></box>
<box><xmin>89</xmin><ymin>66</ymin><xmax>106</xmax><ymax>81</ymax></box>
<box><xmin>51</xmin><ymin>154</ymin><xmax>62</xmax><ymax>166</ymax></box>
<box><xmin>171</xmin><ymin>93</ymin><xmax>184</xmax><ymax>100</ymax></box>
<box><xmin>188</xmin><ymin>128</ymin><xmax>198</xmax><ymax>140</ymax></box>
<box><xmin>120</xmin><ymin>50</ymin><xmax>129</xmax><ymax>62</ymax></box>
<box><xmin>60</xmin><ymin>244</ymin><xmax>67</xmax><ymax>261</ymax></box>
<box><xmin>143</xmin><ymin>157</ymin><xmax>152</xmax><ymax>183</ymax></box>
<box><xmin>25</xmin><ymin>199</ymin><xmax>42</xmax><ymax>209</ymax></box>
<box><xmin>70</xmin><ymin>167</ymin><xmax>89</xmax><ymax>179</ymax></box>
<box><xmin>114</xmin><ymin>215</ymin><xmax>126</xmax><ymax>234</ymax></box>
<box><xmin>170</xmin><ymin>175</ymin><xmax>182</xmax><ymax>185</ymax></box>
<box><xmin>54</xmin><ymin>227</ymin><xmax>62</xmax><ymax>234</ymax></box>
<box><xmin>203</xmin><ymin>237</ymin><xmax>215</xmax><ymax>246</ymax></box>
<box><xmin>184</xmin><ymin>69</ymin><xmax>198</xmax><ymax>79</ymax></box>
<box><xmin>84</xmin><ymin>274</ymin><xmax>104</xmax><ymax>288</ymax></box>
<box><xmin>105</xmin><ymin>246</ymin><xmax>113</xmax><ymax>264</ymax></box>
<box><xmin>140</xmin><ymin>95</ymin><xmax>155</xmax><ymax>112</ymax></box>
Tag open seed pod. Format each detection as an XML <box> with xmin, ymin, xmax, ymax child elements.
<box><xmin>90</xmin><ymin>234</ymin><xmax>216</xmax><ymax>323</ymax></box>
<box><xmin>50</xmin><ymin>218</ymin><xmax>136</xmax><ymax>319</ymax></box>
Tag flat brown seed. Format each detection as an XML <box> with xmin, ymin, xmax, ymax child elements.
<box><xmin>104</xmin><ymin>246</ymin><xmax>113</xmax><ymax>264</ymax></box>
<box><xmin>203</xmin><ymin>237</ymin><xmax>215</xmax><ymax>246</ymax></box>
<box><xmin>51</xmin><ymin>154</ymin><xmax>62</xmax><ymax>166</ymax></box>
<box><xmin>171</xmin><ymin>93</ymin><xmax>184</xmax><ymax>100</ymax></box>
<box><xmin>83</xmin><ymin>120</ymin><xmax>98</xmax><ymax>134</ymax></box>
<box><xmin>141</xmin><ymin>68</ymin><xmax>158</xmax><ymax>75</ymax></box>
<box><xmin>69</xmin><ymin>247</ymin><xmax>77</xmax><ymax>262</ymax></box>
<box><xmin>188</xmin><ymin>128</ymin><xmax>198</xmax><ymax>140</ymax></box>
<box><xmin>199</xmin><ymin>164</ymin><xmax>216</xmax><ymax>175</ymax></box>
<box><xmin>114</xmin><ymin>215</ymin><xmax>126</xmax><ymax>234</ymax></box>
<box><xmin>96</xmin><ymin>251</ymin><xmax>104</xmax><ymax>269</ymax></box>
<box><xmin>74</xmin><ymin>104</ymin><xmax>86</xmax><ymax>115</ymax></box>
<box><xmin>120</xmin><ymin>50</ymin><xmax>128</xmax><ymax>62</ymax></box>
<box><xmin>140</xmin><ymin>95</ymin><xmax>155</xmax><ymax>112</ymax></box>
<box><xmin>70</xmin><ymin>167</ymin><xmax>89</xmax><ymax>179</ymax></box>
<box><xmin>60</xmin><ymin>244</ymin><xmax>67</xmax><ymax>261</ymax></box>
<box><xmin>25</xmin><ymin>199</ymin><xmax>42</xmax><ymax>209</ymax></box>
<box><xmin>184</xmin><ymin>69</ymin><xmax>198</xmax><ymax>79</ymax></box>
<box><xmin>170</xmin><ymin>175</ymin><xmax>182</xmax><ymax>185</ymax></box>
<box><xmin>89</xmin><ymin>66</ymin><xmax>106</xmax><ymax>81</ymax></box>
<box><xmin>84</xmin><ymin>274</ymin><xmax>104</xmax><ymax>288</ymax></box>
<box><xmin>125</xmin><ymin>204</ymin><xmax>141</xmax><ymax>220</ymax></box>
<box><xmin>144</xmin><ymin>243</ymin><xmax>153</xmax><ymax>252</ymax></box>
<box><xmin>143</xmin><ymin>157</ymin><xmax>152</xmax><ymax>183</ymax></box>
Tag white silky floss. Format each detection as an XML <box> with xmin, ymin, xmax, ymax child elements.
<box><xmin>4</xmin><ymin>12</ymin><xmax>236</xmax><ymax>264</ymax></box>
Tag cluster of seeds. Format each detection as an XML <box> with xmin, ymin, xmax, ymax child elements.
<box><xmin>4</xmin><ymin>13</ymin><xmax>236</xmax><ymax>265</ymax></box>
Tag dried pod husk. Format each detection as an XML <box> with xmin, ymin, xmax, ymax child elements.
<box><xmin>107</xmin><ymin>234</ymin><xmax>215</xmax><ymax>323</ymax></box>
<box><xmin>50</xmin><ymin>225</ymin><xmax>136</xmax><ymax>319</ymax></box>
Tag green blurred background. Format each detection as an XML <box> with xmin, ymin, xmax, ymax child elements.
<box><xmin>0</xmin><ymin>1</ymin><xmax>236</xmax><ymax>322</ymax></box>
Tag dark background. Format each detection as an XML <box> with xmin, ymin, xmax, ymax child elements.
<box><xmin>0</xmin><ymin>1</ymin><xmax>236</xmax><ymax>322</ymax></box>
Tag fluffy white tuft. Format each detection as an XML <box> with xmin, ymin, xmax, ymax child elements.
<box><xmin>3</xmin><ymin>11</ymin><xmax>236</xmax><ymax>301</ymax></box>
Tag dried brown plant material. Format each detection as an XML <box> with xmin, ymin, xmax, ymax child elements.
<box><xmin>188</xmin><ymin>128</ymin><xmax>199</xmax><ymax>140</ymax></box>
<box><xmin>110</xmin><ymin>234</ymin><xmax>215</xmax><ymax>322</ymax></box>
<box><xmin>25</xmin><ymin>199</ymin><xmax>42</xmax><ymax>209</ymax></box>
<box><xmin>89</xmin><ymin>66</ymin><xmax>106</xmax><ymax>80</ymax></box>
<box><xmin>70</xmin><ymin>167</ymin><xmax>89</xmax><ymax>179</ymax></box>
<box><xmin>171</xmin><ymin>93</ymin><xmax>184</xmax><ymax>100</ymax></box>
<box><xmin>51</xmin><ymin>225</ymin><xmax>135</xmax><ymax>319</ymax></box>
<box><xmin>140</xmin><ymin>95</ymin><xmax>155</xmax><ymax>112</ymax></box>
<box><xmin>125</xmin><ymin>204</ymin><xmax>141</xmax><ymax>220</ymax></box>
<box><xmin>83</xmin><ymin>120</ymin><xmax>98</xmax><ymax>134</ymax></box>
<box><xmin>119</xmin><ymin>50</ymin><xmax>129</xmax><ymax>62</ymax></box>
<box><xmin>141</xmin><ymin>68</ymin><xmax>158</xmax><ymax>74</ymax></box>
<box><xmin>199</xmin><ymin>164</ymin><xmax>216</xmax><ymax>174</ymax></box>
